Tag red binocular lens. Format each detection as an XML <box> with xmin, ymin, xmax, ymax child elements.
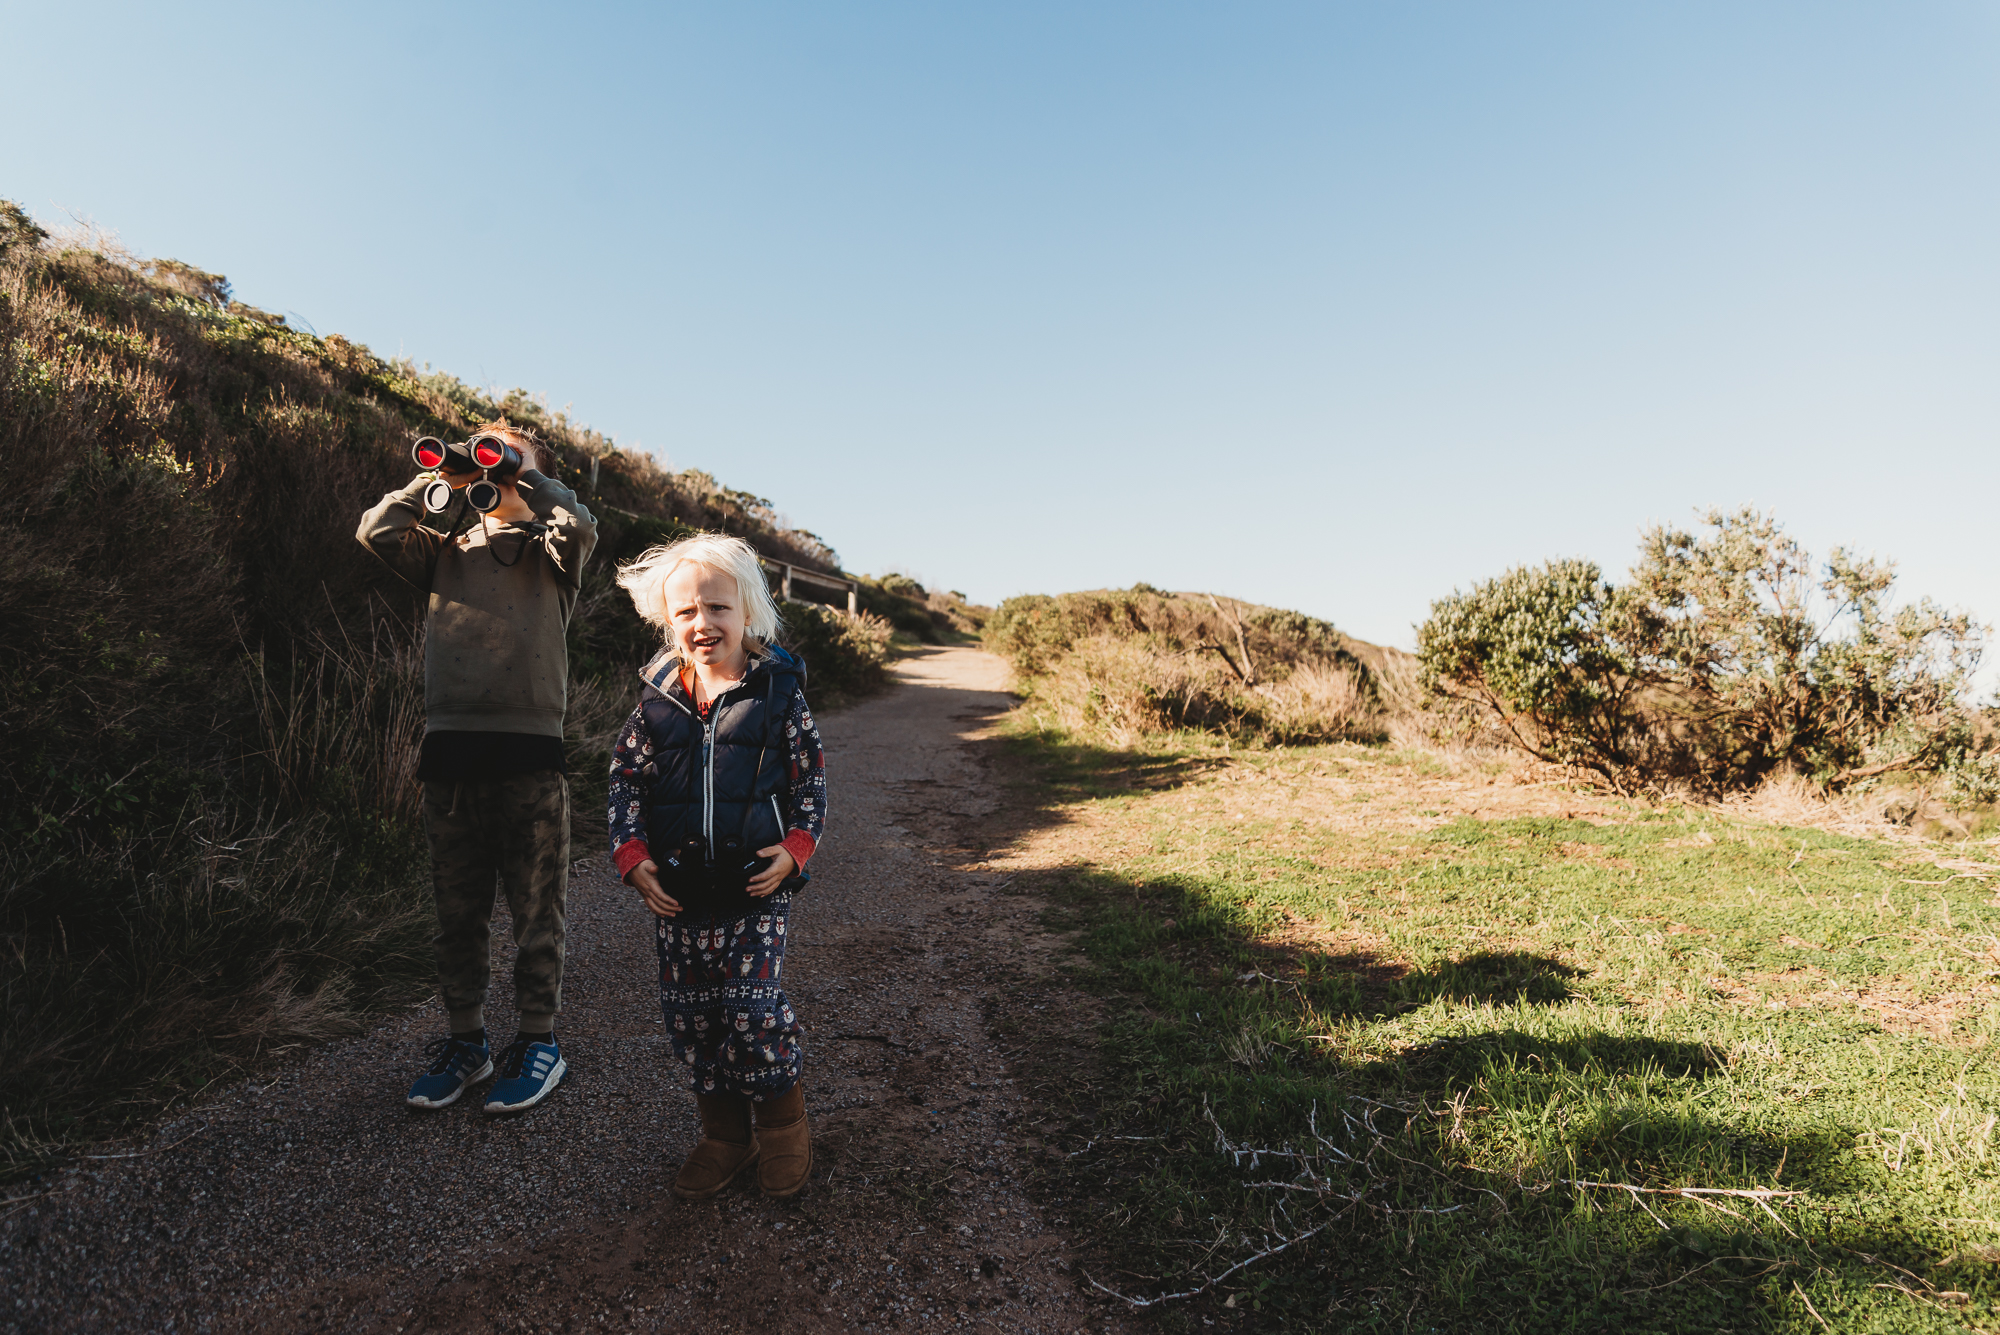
<box><xmin>413</xmin><ymin>436</ymin><xmax>480</xmax><ymax>474</ymax></box>
<box><xmin>469</xmin><ymin>436</ymin><xmax>520</xmax><ymax>472</ymax></box>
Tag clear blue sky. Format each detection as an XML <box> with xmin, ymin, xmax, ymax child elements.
<box><xmin>5</xmin><ymin>2</ymin><xmax>1998</xmax><ymax>656</ymax></box>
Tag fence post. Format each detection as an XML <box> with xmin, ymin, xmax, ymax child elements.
<box><xmin>781</xmin><ymin>565</ymin><xmax>794</xmax><ymax>600</ymax></box>
<box><xmin>847</xmin><ymin>585</ymin><xmax>858</xmax><ymax>617</ymax></box>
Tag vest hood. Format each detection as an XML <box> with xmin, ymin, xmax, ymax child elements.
<box><xmin>637</xmin><ymin>643</ymin><xmax>807</xmax><ymax>698</ymax></box>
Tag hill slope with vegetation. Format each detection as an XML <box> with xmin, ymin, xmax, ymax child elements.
<box><xmin>0</xmin><ymin>204</ymin><xmax>890</xmax><ymax>1175</ymax></box>
<box><xmin>986</xmin><ymin>584</ymin><xmax>1412</xmax><ymax>746</ymax></box>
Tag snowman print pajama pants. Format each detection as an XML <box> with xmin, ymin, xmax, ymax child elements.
<box><xmin>655</xmin><ymin>898</ymin><xmax>804</xmax><ymax>1100</ymax></box>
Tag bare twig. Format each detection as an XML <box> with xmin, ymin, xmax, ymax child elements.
<box><xmin>1555</xmin><ymin>1178</ymin><xmax>1803</xmax><ymax>1204</ymax></box>
<box><xmin>1087</xmin><ymin>1219</ymin><xmax>1334</xmax><ymax>1308</ymax></box>
<box><xmin>1794</xmin><ymin>1281</ymin><xmax>1832</xmax><ymax>1330</ymax></box>
<box><xmin>1556</xmin><ymin>1178</ymin><xmax>1801</xmax><ymax>1235</ymax></box>
<box><xmin>1619</xmin><ymin>1256</ymin><xmax>1777</xmax><ymax>1295</ymax></box>
<box><xmin>1870</xmin><ymin>1281</ymin><xmax>1950</xmax><ymax>1311</ymax></box>
<box><xmin>1192</xmin><ymin>641</ymin><xmax>1252</xmax><ymax>685</ymax></box>
<box><xmin>1066</xmin><ymin>1135</ymin><xmax>1162</xmax><ymax>1159</ymax></box>
<box><xmin>0</xmin><ymin>1185</ymin><xmax>73</xmax><ymax>1224</ymax></box>
<box><xmin>1205</xmin><ymin>595</ymin><xmax>1258</xmax><ymax>687</ymax></box>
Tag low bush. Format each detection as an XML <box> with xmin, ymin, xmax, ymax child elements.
<box><xmin>1418</xmin><ymin>508</ymin><xmax>1990</xmax><ymax>795</ymax></box>
<box><xmin>778</xmin><ymin>600</ymin><xmax>896</xmax><ymax>706</ymax></box>
<box><xmin>1022</xmin><ymin>634</ymin><xmax>1249</xmax><ymax>745</ymax></box>
<box><xmin>1252</xmin><ymin>660</ymin><xmax>1379</xmax><ymax>743</ymax></box>
<box><xmin>987</xmin><ymin>586</ymin><xmax>1397</xmax><ymax>746</ymax></box>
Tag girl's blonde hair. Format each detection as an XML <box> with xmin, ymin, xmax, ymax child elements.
<box><xmin>616</xmin><ymin>534</ymin><xmax>784</xmax><ymax>654</ymax></box>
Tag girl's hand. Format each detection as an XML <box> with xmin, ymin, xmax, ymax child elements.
<box><xmin>625</xmin><ymin>859</ymin><xmax>681</xmax><ymax>918</ymax></box>
<box><xmin>746</xmin><ymin>846</ymin><xmax>797</xmax><ymax>897</ymax></box>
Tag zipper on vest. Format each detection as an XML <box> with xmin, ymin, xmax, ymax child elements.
<box><xmin>770</xmin><ymin>794</ymin><xmax>783</xmax><ymax>844</ymax></box>
<box><xmin>702</xmin><ymin>714</ymin><xmax>717</xmax><ymax>859</ymax></box>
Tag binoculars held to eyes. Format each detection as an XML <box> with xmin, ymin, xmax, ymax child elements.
<box><xmin>412</xmin><ymin>434</ymin><xmax>524</xmax><ymax>514</ymax></box>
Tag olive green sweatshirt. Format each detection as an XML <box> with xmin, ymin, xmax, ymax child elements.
<box><xmin>356</xmin><ymin>470</ymin><xmax>599</xmax><ymax>738</ymax></box>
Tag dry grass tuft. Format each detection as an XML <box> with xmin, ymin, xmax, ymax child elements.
<box><xmin>1252</xmin><ymin>663</ymin><xmax>1377</xmax><ymax>742</ymax></box>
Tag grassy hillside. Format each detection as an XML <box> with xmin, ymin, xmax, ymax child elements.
<box><xmin>0</xmin><ymin>204</ymin><xmax>887</xmax><ymax>1176</ymax></box>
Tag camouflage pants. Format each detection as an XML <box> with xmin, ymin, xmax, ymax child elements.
<box><xmin>422</xmin><ymin>772</ymin><xmax>569</xmax><ymax>1034</ymax></box>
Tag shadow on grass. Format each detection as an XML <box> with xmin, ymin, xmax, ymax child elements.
<box><xmin>959</xmin><ymin>725</ymin><xmax>1965</xmax><ymax>1334</ymax></box>
<box><xmin>1074</xmin><ymin>866</ymin><xmax>1592</xmax><ymax>1025</ymax></box>
<box><xmin>1386</xmin><ymin>1028</ymin><xmax>1720</xmax><ymax>1083</ymax></box>
<box><xmin>1394</xmin><ymin>949</ymin><xmax>1586</xmax><ymax>1007</ymax></box>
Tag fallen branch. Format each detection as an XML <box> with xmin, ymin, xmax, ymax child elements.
<box><xmin>1087</xmin><ymin>1219</ymin><xmax>1335</xmax><ymax>1308</ymax></box>
<box><xmin>1831</xmin><ymin>755</ymin><xmax>1919</xmax><ymax>786</ymax></box>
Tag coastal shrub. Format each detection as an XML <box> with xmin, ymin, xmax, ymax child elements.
<box><xmin>779</xmin><ymin>601</ymin><xmax>895</xmax><ymax>705</ymax></box>
<box><xmin>1418</xmin><ymin>508</ymin><xmax>1989</xmax><ymax>793</ymax></box>
<box><xmin>1029</xmin><ymin>634</ymin><xmax>1250</xmax><ymax>744</ymax></box>
<box><xmin>989</xmin><ymin>587</ymin><xmax>1394</xmax><ymax>745</ymax></box>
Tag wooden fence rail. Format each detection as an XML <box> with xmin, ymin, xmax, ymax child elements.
<box><xmin>761</xmin><ymin>559</ymin><xmax>859</xmax><ymax>616</ymax></box>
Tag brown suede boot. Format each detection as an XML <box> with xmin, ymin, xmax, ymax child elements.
<box><xmin>672</xmin><ymin>1092</ymin><xmax>759</xmax><ymax>1201</ymax></box>
<box><xmin>755</xmin><ymin>1081</ymin><xmax>812</xmax><ymax>1198</ymax></box>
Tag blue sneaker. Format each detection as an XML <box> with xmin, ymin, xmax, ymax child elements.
<box><xmin>483</xmin><ymin>1034</ymin><xmax>566</xmax><ymax>1114</ymax></box>
<box><xmin>406</xmin><ymin>1036</ymin><xmax>492</xmax><ymax>1109</ymax></box>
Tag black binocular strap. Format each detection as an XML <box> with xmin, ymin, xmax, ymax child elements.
<box><xmin>478</xmin><ymin>513</ymin><xmax>538</xmax><ymax>569</ymax></box>
<box><xmin>424</xmin><ymin>488</ymin><xmax>477</xmax><ymax>590</ymax></box>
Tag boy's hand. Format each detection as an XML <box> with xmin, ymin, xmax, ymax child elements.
<box><xmin>625</xmin><ymin>859</ymin><xmax>681</xmax><ymax>918</ymax></box>
<box><xmin>746</xmin><ymin>846</ymin><xmax>797</xmax><ymax>897</ymax></box>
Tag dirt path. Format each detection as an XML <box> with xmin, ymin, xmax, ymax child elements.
<box><xmin>1</xmin><ymin>647</ymin><xmax>1133</xmax><ymax>1335</ymax></box>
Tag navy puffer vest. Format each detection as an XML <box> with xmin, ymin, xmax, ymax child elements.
<box><xmin>635</xmin><ymin>645</ymin><xmax>808</xmax><ymax>917</ymax></box>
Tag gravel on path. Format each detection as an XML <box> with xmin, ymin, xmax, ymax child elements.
<box><xmin>1</xmin><ymin>646</ymin><xmax>1135</xmax><ymax>1335</ymax></box>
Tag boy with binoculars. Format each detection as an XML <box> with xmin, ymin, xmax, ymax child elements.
<box><xmin>356</xmin><ymin>423</ymin><xmax>599</xmax><ymax>1113</ymax></box>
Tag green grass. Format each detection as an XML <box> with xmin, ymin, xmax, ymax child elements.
<box><xmin>1006</xmin><ymin>728</ymin><xmax>2000</xmax><ymax>1333</ymax></box>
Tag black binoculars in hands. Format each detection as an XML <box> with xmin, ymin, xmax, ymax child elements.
<box><xmin>662</xmin><ymin>836</ymin><xmax>775</xmax><ymax>891</ymax></box>
<box><xmin>412</xmin><ymin>434</ymin><xmax>525</xmax><ymax>514</ymax></box>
